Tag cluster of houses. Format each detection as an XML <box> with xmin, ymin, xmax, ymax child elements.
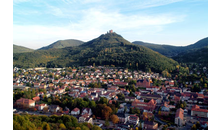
<box><xmin>13</xmin><ymin>66</ymin><xmax>208</xmax><ymax>129</ymax></box>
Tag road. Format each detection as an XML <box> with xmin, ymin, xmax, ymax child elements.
<box><xmin>154</xmin><ymin>116</ymin><xmax>167</xmax><ymax>125</ymax></box>
<box><xmin>14</xmin><ymin>108</ymin><xmax>53</xmax><ymax>116</ymax></box>
<box><xmin>154</xmin><ymin>105</ymin><xmax>167</xmax><ymax>125</ymax></box>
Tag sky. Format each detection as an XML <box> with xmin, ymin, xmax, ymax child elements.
<box><xmin>13</xmin><ymin>0</ymin><xmax>208</xmax><ymax>49</ymax></box>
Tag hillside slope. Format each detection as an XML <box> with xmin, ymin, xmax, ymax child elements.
<box><xmin>132</xmin><ymin>37</ymin><xmax>208</xmax><ymax>57</ymax></box>
<box><xmin>13</xmin><ymin>32</ymin><xmax>179</xmax><ymax>72</ymax></box>
<box><xmin>38</xmin><ymin>39</ymin><xmax>84</xmax><ymax>50</ymax></box>
<box><xmin>13</xmin><ymin>44</ymin><xmax>34</xmax><ymax>53</ymax></box>
<box><xmin>172</xmin><ymin>47</ymin><xmax>208</xmax><ymax>66</ymax></box>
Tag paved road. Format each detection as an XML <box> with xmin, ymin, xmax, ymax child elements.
<box><xmin>14</xmin><ymin>108</ymin><xmax>52</xmax><ymax>116</ymax></box>
<box><xmin>154</xmin><ymin>115</ymin><xmax>167</xmax><ymax>125</ymax></box>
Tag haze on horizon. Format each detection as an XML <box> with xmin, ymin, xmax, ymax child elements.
<box><xmin>13</xmin><ymin>0</ymin><xmax>208</xmax><ymax>49</ymax></box>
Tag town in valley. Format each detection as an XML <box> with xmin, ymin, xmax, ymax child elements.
<box><xmin>13</xmin><ymin>64</ymin><xmax>208</xmax><ymax>130</ymax></box>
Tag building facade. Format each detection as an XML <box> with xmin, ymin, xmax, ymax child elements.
<box><xmin>175</xmin><ymin>108</ymin><xmax>184</xmax><ymax>126</ymax></box>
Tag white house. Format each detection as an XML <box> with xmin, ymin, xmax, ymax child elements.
<box><xmin>71</xmin><ymin>108</ymin><xmax>80</xmax><ymax>115</ymax></box>
<box><xmin>38</xmin><ymin>104</ymin><xmax>47</xmax><ymax>111</ymax></box>
<box><xmin>57</xmin><ymin>88</ymin><xmax>65</xmax><ymax>94</ymax></box>
<box><xmin>81</xmin><ymin>108</ymin><xmax>92</xmax><ymax>116</ymax></box>
<box><xmin>49</xmin><ymin>105</ymin><xmax>60</xmax><ymax>113</ymax></box>
<box><xmin>128</xmin><ymin>115</ymin><xmax>139</xmax><ymax>125</ymax></box>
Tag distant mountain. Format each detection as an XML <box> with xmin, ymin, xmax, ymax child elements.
<box><xmin>13</xmin><ymin>32</ymin><xmax>179</xmax><ymax>72</ymax></box>
<box><xmin>132</xmin><ymin>37</ymin><xmax>208</xmax><ymax>57</ymax></box>
<box><xmin>13</xmin><ymin>44</ymin><xmax>34</xmax><ymax>53</ymax></box>
<box><xmin>38</xmin><ymin>39</ymin><xmax>84</xmax><ymax>50</ymax></box>
<box><xmin>132</xmin><ymin>41</ymin><xmax>182</xmax><ymax>57</ymax></box>
<box><xmin>184</xmin><ymin>37</ymin><xmax>208</xmax><ymax>50</ymax></box>
<box><xmin>172</xmin><ymin>38</ymin><xmax>208</xmax><ymax>66</ymax></box>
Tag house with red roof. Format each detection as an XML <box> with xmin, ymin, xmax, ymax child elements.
<box><xmin>57</xmin><ymin>88</ymin><xmax>65</xmax><ymax>94</ymax></box>
<box><xmin>128</xmin><ymin>115</ymin><xmax>139</xmax><ymax>125</ymax></box>
<box><xmin>146</xmin><ymin>86</ymin><xmax>159</xmax><ymax>92</ymax></box>
<box><xmin>172</xmin><ymin>95</ymin><xmax>181</xmax><ymax>103</ymax></box>
<box><xmin>191</xmin><ymin>105</ymin><xmax>208</xmax><ymax>118</ymax></box>
<box><xmin>16</xmin><ymin>98</ymin><xmax>35</xmax><ymax>108</ymax></box>
<box><xmin>81</xmin><ymin>108</ymin><xmax>92</xmax><ymax>116</ymax></box>
<box><xmin>33</xmin><ymin>82</ymin><xmax>40</xmax><ymax>88</ymax></box>
<box><xmin>38</xmin><ymin>104</ymin><xmax>47</xmax><ymax>111</ymax></box>
<box><xmin>72</xmin><ymin>69</ymin><xmax>77</xmax><ymax>72</ymax></box>
<box><xmin>113</xmin><ymin>82</ymin><xmax>128</xmax><ymax>86</ymax></box>
<box><xmin>32</xmin><ymin>96</ymin><xmax>40</xmax><ymax>102</ymax></box>
<box><xmin>114</xmin><ymin>79</ymin><xmax>120</xmax><ymax>82</ymax></box>
<box><xmin>79</xmin><ymin>93</ymin><xmax>87</xmax><ymax>98</ymax></box>
<box><xmin>71</xmin><ymin>108</ymin><xmax>80</xmax><ymax>115</ymax></box>
<box><xmin>100</xmin><ymin>79</ymin><xmax>108</xmax><ymax>84</ymax></box>
<box><xmin>142</xmin><ymin>121</ymin><xmax>158</xmax><ymax>130</ymax></box>
<box><xmin>136</xmin><ymin>78</ymin><xmax>150</xmax><ymax>88</ymax></box>
<box><xmin>175</xmin><ymin>108</ymin><xmax>184</xmax><ymax>126</ymax></box>
<box><xmin>181</xmin><ymin>92</ymin><xmax>191</xmax><ymax>101</ymax></box>
<box><xmin>132</xmin><ymin>99</ymin><xmax>156</xmax><ymax>112</ymax></box>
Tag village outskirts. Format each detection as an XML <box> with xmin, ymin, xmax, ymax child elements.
<box><xmin>13</xmin><ymin>65</ymin><xmax>208</xmax><ymax>130</ymax></box>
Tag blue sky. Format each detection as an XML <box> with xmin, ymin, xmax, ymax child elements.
<box><xmin>13</xmin><ymin>0</ymin><xmax>208</xmax><ymax>49</ymax></box>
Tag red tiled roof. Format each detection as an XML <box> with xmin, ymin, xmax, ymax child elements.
<box><xmin>39</xmin><ymin>104</ymin><xmax>47</xmax><ymax>106</ymax></box>
<box><xmin>191</xmin><ymin>108</ymin><xmax>208</xmax><ymax>113</ymax></box>
<box><xmin>16</xmin><ymin>98</ymin><xmax>35</xmax><ymax>105</ymax></box>
<box><xmin>114</xmin><ymin>79</ymin><xmax>120</xmax><ymax>82</ymax></box>
<box><xmin>129</xmin><ymin>115</ymin><xmax>139</xmax><ymax>121</ymax></box>
<box><xmin>72</xmin><ymin>108</ymin><xmax>80</xmax><ymax>112</ymax></box>
<box><xmin>175</xmin><ymin>108</ymin><xmax>184</xmax><ymax>120</ymax></box>
<box><xmin>191</xmin><ymin>105</ymin><xmax>208</xmax><ymax>112</ymax></box>
<box><xmin>114</xmin><ymin>82</ymin><xmax>128</xmax><ymax>86</ymax></box>
<box><xmin>32</xmin><ymin>96</ymin><xmax>40</xmax><ymax>101</ymax></box>
<box><xmin>192</xmin><ymin>105</ymin><xmax>200</xmax><ymax>109</ymax></box>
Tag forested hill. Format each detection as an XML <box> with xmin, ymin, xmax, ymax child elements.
<box><xmin>38</xmin><ymin>39</ymin><xmax>84</xmax><ymax>50</ymax></box>
<box><xmin>13</xmin><ymin>44</ymin><xmax>34</xmax><ymax>53</ymax></box>
<box><xmin>172</xmin><ymin>47</ymin><xmax>208</xmax><ymax>66</ymax></box>
<box><xmin>132</xmin><ymin>37</ymin><xmax>208</xmax><ymax>57</ymax></box>
<box><xmin>132</xmin><ymin>41</ymin><xmax>182</xmax><ymax>57</ymax></box>
<box><xmin>13</xmin><ymin>32</ymin><xmax>179</xmax><ymax>73</ymax></box>
<box><xmin>172</xmin><ymin>38</ymin><xmax>208</xmax><ymax>66</ymax></box>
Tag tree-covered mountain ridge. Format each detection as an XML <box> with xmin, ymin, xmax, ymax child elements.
<box><xmin>13</xmin><ymin>44</ymin><xmax>34</xmax><ymax>53</ymax></box>
<box><xmin>132</xmin><ymin>37</ymin><xmax>208</xmax><ymax>57</ymax></box>
<box><xmin>13</xmin><ymin>32</ymin><xmax>179</xmax><ymax>73</ymax></box>
<box><xmin>38</xmin><ymin>39</ymin><xmax>84</xmax><ymax>50</ymax></box>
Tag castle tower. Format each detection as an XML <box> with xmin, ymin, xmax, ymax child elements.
<box><xmin>109</xmin><ymin>30</ymin><xmax>113</xmax><ymax>33</ymax></box>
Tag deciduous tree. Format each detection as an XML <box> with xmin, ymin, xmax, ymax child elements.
<box><xmin>110</xmin><ymin>114</ymin><xmax>119</xmax><ymax>125</ymax></box>
<box><xmin>102</xmin><ymin>105</ymin><xmax>112</xmax><ymax>120</ymax></box>
<box><xmin>59</xmin><ymin>123</ymin><xmax>66</xmax><ymax>129</ymax></box>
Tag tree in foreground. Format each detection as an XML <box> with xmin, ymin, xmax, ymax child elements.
<box><xmin>102</xmin><ymin>105</ymin><xmax>112</xmax><ymax>120</ymax></box>
<box><xmin>59</xmin><ymin>123</ymin><xmax>66</xmax><ymax>129</ymax></box>
<box><xmin>110</xmin><ymin>114</ymin><xmax>119</xmax><ymax>125</ymax></box>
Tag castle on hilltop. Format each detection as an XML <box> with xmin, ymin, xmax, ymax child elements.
<box><xmin>107</xmin><ymin>29</ymin><xmax>114</xmax><ymax>34</ymax></box>
<box><xmin>109</xmin><ymin>29</ymin><xmax>113</xmax><ymax>33</ymax></box>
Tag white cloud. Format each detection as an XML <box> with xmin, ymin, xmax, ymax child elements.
<box><xmin>13</xmin><ymin>7</ymin><xmax>185</xmax><ymax>49</ymax></box>
<box><xmin>69</xmin><ymin>8</ymin><xmax>185</xmax><ymax>32</ymax></box>
<box><xmin>13</xmin><ymin>0</ymin><xmax>190</xmax><ymax>49</ymax></box>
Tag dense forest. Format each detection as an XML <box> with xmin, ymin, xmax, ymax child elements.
<box><xmin>172</xmin><ymin>47</ymin><xmax>208</xmax><ymax>67</ymax></box>
<box><xmin>38</xmin><ymin>39</ymin><xmax>84</xmax><ymax>50</ymax></box>
<box><xmin>13</xmin><ymin>33</ymin><xmax>179</xmax><ymax>73</ymax></box>
<box><xmin>13</xmin><ymin>44</ymin><xmax>34</xmax><ymax>53</ymax></box>
<box><xmin>132</xmin><ymin>37</ymin><xmax>208</xmax><ymax>58</ymax></box>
